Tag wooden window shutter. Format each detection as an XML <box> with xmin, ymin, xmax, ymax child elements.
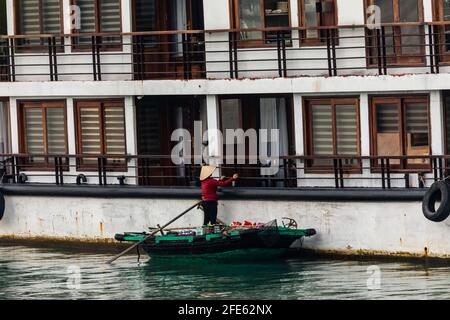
<box><xmin>311</xmin><ymin>103</ymin><xmax>333</xmax><ymax>156</ymax></box>
<box><xmin>103</xmin><ymin>101</ymin><xmax>126</xmax><ymax>159</ymax></box>
<box><xmin>100</xmin><ymin>0</ymin><xmax>121</xmax><ymax>32</ymax></box>
<box><xmin>42</xmin><ymin>0</ymin><xmax>61</xmax><ymax>34</ymax></box>
<box><xmin>78</xmin><ymin>102</ymin><xmax>102</xmax><ymax>160</ymax></box>
<box><xmin>46</xmin><ymin>106</ymin><xmax>66</xmax><ymax>155</ymax></box>
<box><xmin>99</xmin><ymin>0</ymin><xmax>121</xmax><ymax>44</ymax></box>
<box><xmin>21</xmin><ymin>101</ymin><xmax>66</xmax><ymax>164</ymax></box>
<box><xmin>17</xmin><ymin>0</ymin><xmax>40</xmax><ymax>35</ymax></box>
<box><xmin>76</xmin><ymin>0</ymin><xmax>97</xmax><ymax>32</ymax></box>
<box><xmin>24</xmin><ymin>107</ymin><xmax>45</xmax><ymax>155</ymax></box>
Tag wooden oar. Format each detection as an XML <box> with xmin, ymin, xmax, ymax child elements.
<box><xmin>106</xmin><ymin>200</ymin><xmax>202</xmax><ymax>264</ymax></box>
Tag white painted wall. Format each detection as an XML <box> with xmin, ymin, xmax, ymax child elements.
<box><xmin>1</xmin><ymin>195</ymin><xmax>449</xmax><ymax>258</ymax></box>
<box><xmin>6</xmin><ymin>0</ymin><xmax>13</xmax><ymax>36</ymax></box>
<box><xmin>430</xmin><ymin>91</ymin><xmax>445</xmax><ymax>155</ymax></box>
<box><xmin>8</xmin><ymin>98</ymin><xmax>18</xmax><ymax>153</ymax></box>
<box><xmin>203</xmin><ymin>0</ymin><xmax>230</xmax><ymax>30</ymax></box>
<box><xmin>293</xmin><ymin>94</ymin><xmax>304</xmax><ymax>156</ymax></box>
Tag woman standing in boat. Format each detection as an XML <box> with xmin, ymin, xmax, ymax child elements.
<box><xmin>200</xmin><ymin>165</ymin><xmax>239</xmax><ymax>225</ymax></box>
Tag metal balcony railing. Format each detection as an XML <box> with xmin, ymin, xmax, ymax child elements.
<box><xmin>0</xmin><ymin>22</ymin><xmax>449</xmax><ymax>82</ymax></box>
<box><xmin>0</xmin><ymin>153</ymin><xmax>447</xmax><ymax>189</ymax></box>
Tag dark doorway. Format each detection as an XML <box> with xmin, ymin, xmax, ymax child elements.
<box><xmin>219</xmin><ymin>95</ymin><xmax>295</xmax><ymax>187</ymax></box>
<box><xmin>136</xmin><ymin>96</ymin><xmax>206</xmax><ymax>186</ymax></box>
<box><xmin>133</xmin><ymin>0</ymin><xmax>205</xmax><ymax>80</ymax></box>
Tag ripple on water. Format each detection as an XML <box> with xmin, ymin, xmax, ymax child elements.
<box><xmin>2</xmin><ymin>246</ymin><xmax>450</xmax><ymax>299</ymax></box>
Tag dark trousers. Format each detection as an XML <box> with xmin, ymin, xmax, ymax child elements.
<box><xmin>202</xmin><ymin>200</ymin><xmax>218</xmax><ymax>225</ymax></box>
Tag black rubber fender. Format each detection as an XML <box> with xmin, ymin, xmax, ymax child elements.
<box><xmin>422</xmin><ymin>180</ymin><xmax>450</xmax><ymax>222</ymax></box>
<box><xmin>0</xmin><ymin>191</ymin><xmax>4</xmax><ymax>221</ymax></box>
<box><xmin>76</xmin><ymin>174</ymin><xmax>87</xmax><ymax>185</ymax></box>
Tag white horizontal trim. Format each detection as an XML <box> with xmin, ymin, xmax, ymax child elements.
<box><xmin>0</xmin><ymin>74</ymin><xmax>449</xmax><ymax>98</ymax></box>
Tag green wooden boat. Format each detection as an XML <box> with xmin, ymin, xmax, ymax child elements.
<box><xmin>115</xmin><ymin>219</ymin><xmax>316</xmax><ymax>260</ymax></box>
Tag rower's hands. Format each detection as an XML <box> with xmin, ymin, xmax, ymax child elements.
<box><xmin>233</xmin><ymin>173</ymin><xmax>239</xmax><ymax>180</ymax></box>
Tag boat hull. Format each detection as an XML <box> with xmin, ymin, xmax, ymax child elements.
<box><xmin>146</xmin><ymin>248</ymin><xmax>290</xmax><ymax>261</ymax></box>
<box><xmin>140</xmin><ymin>228</ymin><xmax>310</xmax><ymax>257</ymax></box>
<box><xmin>115</xmin><ymin>226</ymin><xmax>316</xmax><ymax>259</ymax></box>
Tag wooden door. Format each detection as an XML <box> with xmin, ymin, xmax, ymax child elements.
<box><xmin>133</xmin><ymin>0</ymin><xmax>205</xmax><ymax>79</ymax></box>
<box><xmin>133</xmin><ymin>0</ymin><xmax>172</xmax><ymax>79</ymax></box>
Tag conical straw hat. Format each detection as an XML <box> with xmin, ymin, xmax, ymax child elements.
<box><xmin>200</xmin><ymin>165</ymin><xmax>217</xmax><ymax>181</ymax></box>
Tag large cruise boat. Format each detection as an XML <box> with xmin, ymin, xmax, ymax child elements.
<box><xmin>0</xmin><ymin>0</ymin><xmax>450</xmax><ymax>259</ymax></box>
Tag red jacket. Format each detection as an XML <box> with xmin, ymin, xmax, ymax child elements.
<box><xmin>201</xmin><ymin>177</ymin><xmax>235</xmax><ymax>201</ymax></box>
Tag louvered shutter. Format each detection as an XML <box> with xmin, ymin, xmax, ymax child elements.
<box><xmin>77</xmin><ymin>0</ymin><xmax>96</xmax><ymax>32</ymax></box>
<box><xmin>23</xmin><ymin>103</ymin><xmax>66</xmax><ymax>163</ymax></box>
<box><xmin>17</xmin><ymin>0</ymin><xmax>41</xmax><ymax>46</ymax></box>
<box><xmin>405</xmin><ymin>102</ymin><xmax>430</xmax><ymax>165</ymax></box>
<box><xmin>46</xmin><ymin>107</ymin><xmax>66</xmax><ymax>155</ymax></box>
<box><xmin>336</xmin><ymin>105</ymin><xmax>357</xmax><ymax>155</ymax></box>
<box><xmin>79</xmin><ymin>104</ymin><xmax>102</xmax><ymax>164</ymax></box>
<box><xmin>311</xmin><ymin>104</ymin><xmax>333</xmax><ymax>166</ymax></box>
<box><xmin>78</xmin><ymin>101</ymin><xmax>126</xmax><ymax>166</ymax></box>
<box><xmin>17</xmin><ymin>0</ymin><xmax>61</xmax><ymax>37</ymax></box>
<box><xmin>376</xmin><ymin>104</ymin><xmax>399</xmax><ymax>133</ymax></box>
<box><xmin>104</xmin><ymin>102</ymin><xmax>126</xmax><ymax>164</ymax></box>
<box><xmin>100</xmin><ymin>0</ymin><xmax>120</xmax><ymax>32</ymax></box>
<box><xmin>25</xmin><ymin>108</ymin><xmax>45</xmax><ymax>161</ymax></box>
<box><xmin>405</xmin><ymin>103</ymin><xmax>428</xmax><ymax>136</ymax></box>
<box><xmin>100</xmin><ymin>0</ymin><xmax>121</xmax><ymax>44</ymax></box>
<box><xmin>75</xmin><ymin>0</ymin><xmax>96</xmax><ymax>45</ymax></box>
<box><xmin>18</xmin><ymin>0</ymin><xmax>40</xmax><ymax>35</ymax></box>
<box><xmin>309</xmin><ymin>100</ymin><xmax>359</xmax><ymax>167</ymax></box>
<box><xmin>42</xmin><ymin>0</ymin><xmax>61</xmax><ymax>34</ymax></box>
<box><xmin>336</xmin><ymin>104</ymin><xmax>358</xmax><ymax>165</ymax></box>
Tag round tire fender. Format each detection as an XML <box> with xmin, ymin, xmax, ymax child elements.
<box><xmin>0</xmin><ymin>192</ymin><xmax>4</xmax><ymax>221</ymax></box>
<box><xmin>422</xmin><ymin>180</ymin><xmax>450</xmax><ymax>222</ymax></box>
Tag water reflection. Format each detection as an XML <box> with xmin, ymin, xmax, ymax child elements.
<box><xmin>1</xmin><ymin>245</ymin><xmax>450</xmax><ymax>300</ymax></box>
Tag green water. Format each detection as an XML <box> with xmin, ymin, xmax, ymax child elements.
<box><xmin>1</xmin><ymin>245</ymin><xmax>450</xmax><ymax>300</ymax></box>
